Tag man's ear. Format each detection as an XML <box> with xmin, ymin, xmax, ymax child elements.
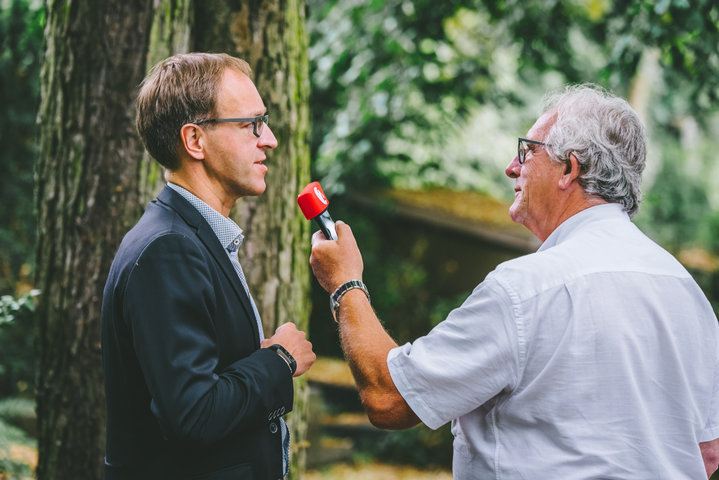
<box><xmin>558</xmin><ymin>153</ymin><xmax>581</xmax><ymax>190</ymax></box>
<box><xmin>179</xmin><ymin>124</ymin><xmax>205</xmax><ymax>160</ymax></box>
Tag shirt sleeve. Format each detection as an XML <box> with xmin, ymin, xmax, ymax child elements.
<box><xmin>387</xmin><ymin>276</ymin><xmax>521</xmax><ymax>430</ymax></box>
<box><xmin>701</xmin><ymin>328</ymin><xmax>719</xmax><ymax>442</ymax></box>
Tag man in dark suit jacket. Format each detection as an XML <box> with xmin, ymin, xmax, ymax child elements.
<box><xmin>101</xmin><ymin>52</ymin><xmax>315</xmax><ymax>480</ymax></box>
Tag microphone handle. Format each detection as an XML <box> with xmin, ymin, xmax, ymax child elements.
<box><xmin>314</xmin><ymin>210</ymin><xmax>337</xmax><ymax>240</ymax></box>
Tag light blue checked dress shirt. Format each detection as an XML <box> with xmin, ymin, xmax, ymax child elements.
<box><xmin>167</xmin><ymin>183</ymin><xmax>290</xmax><ymax>477</ymax></box>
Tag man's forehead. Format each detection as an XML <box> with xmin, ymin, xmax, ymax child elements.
<box><xmin>217</xmin><ymin>69</ymin><xmax>264</xmax><ymax>113</ymax></box>
<box><xmin>527</xmin><ymin>110</ymin><xmax>558</xmax><ymax>139</ymax></box>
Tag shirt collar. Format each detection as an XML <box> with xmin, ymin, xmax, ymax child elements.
<box><xmin>539</xmin><ymin>203</ymin><xmax>628</xmax><ymax>252</ymax></box>
<box><xmin>166</xmin><ymin>182</ymin><xmax>244</xmax><ymax>252</ymax></box>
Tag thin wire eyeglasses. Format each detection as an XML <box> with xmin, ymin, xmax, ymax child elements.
<box><xmin>518</xmin><ymin>137</ymin><xmax>550</xmax><ymax>165</ymax></box>
<box><xmin>197</xmin><ymin>114</ymin><xmax>269</xmax><ymax>138</ymax></box>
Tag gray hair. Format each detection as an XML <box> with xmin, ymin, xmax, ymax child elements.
<box><xmin>542</xmin><ymin>84</ymin><xmax>647</xmax><ymax>217</ymax></box>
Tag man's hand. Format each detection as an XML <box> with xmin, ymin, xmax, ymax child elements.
<box><xmin>700</xmin><ymin>438</ymin><xmax>719</xmax><ymax>478</ymax></box>
<box><xmin>262</xmin><ymin>323</ymin><xmax>316</xmax><ymax>377</ymax></box>
<box><xmin>309</xmin><ymin>221</ymin><xmax>364</xmax><ymax>294</ymax></box>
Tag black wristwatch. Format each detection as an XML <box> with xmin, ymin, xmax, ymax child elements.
<box><xmin>268</xmin><ymin>344</ymin><xmax>297</xmax><ymax>375</ymax></box>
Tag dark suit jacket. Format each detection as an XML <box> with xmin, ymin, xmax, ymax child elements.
<box><xmin>101</xmin><ymin>186</ymin><xmax>293</xmax><ymax>480</ymax></box>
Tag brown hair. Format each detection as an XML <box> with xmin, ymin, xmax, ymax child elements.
<box><xmin>136</xmin><ymin>52</ymin><xmax>252</xmax><ymax>170</ymax></box>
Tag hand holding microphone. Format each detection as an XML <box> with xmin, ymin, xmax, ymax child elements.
<box><xmin>297</xmin><ymin>181</ymin><xmax>337</xmax><ymax>240</ymax></box>
<box><xmin>298</xmin><ymin>182</ymin><xmax>365</xmax><ymax>299</ymax></box>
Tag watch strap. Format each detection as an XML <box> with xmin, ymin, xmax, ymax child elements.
<box><xmin>330</xmin><ymin>279</ymin><xmax>370</xmax><ymax>321</ymax></box>
<box><xmin>268</xmin><ymin>344</ymin><xmax>297</xmax><ymax>375</ymax></box>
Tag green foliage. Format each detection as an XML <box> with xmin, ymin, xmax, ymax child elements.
<box><xmin>0</xmin><ymin>398</ymin><xmax>34</xmax><ymax>428</ymax></box>
<box><xmin>308</xmin><ymin>0</ymin><xmax>509</xmax><ymax>193</ymax></box>
<box><xmin>308</xmin><ymin>0</ymin><xmax>719</xmax><ymax>202</ymax></box>
<box><xmin>0</xmin><ymin>290</ymin><xmax>37</xmax><ymax>324</ymax></box>
<box><xmin>635</xmin><ymin>142</ymin><xmax>709</xmax><ymax>252</ymax></box>
<box><xmin>0</xmin><ymin>398</ymin><xmax>36</xmax><ymax>479</ymax></box>
<box><xmin>0</xmin><ymin>0</ymin><xmax>44</xmax><ymax>295</ymax></box>
<box><xmin>354</xmin><ymin>423</ymin><xmax>453</xmax><ymax>469</ymax></box>
<box><xmin>309</xmin><ymin>195</ymin><xmax>507</xmax><ymax>355</ymax></box>
<box><xmin>307</xmin><ymin>2</ymin><xmax>719</xmax><ymax>330</ymax></box>
<box><xmin>0</xmin><ymin>291</ymin><xmax>38</xmax><ymax>398</ymax></box>
<box><xmin>602</xmin><ymin>0</ymin><xmax>719</xmax><ymax>118</ymax></box>
<box><xmin>428</xmin><ymin>292</ymin><xmax>472</xmax><ymax>328</ymax></box>
<box><xmin>706</xmin><ymin>211</ymin><xmax>719</xmax><ymax>257</ymax></box>
<box><xmin>324</xmin><ymin>201</ymin><xmax>444</xmax><ymax>344</ymax></box>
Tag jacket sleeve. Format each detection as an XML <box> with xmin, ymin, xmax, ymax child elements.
<box><xmin>122</xmin><ymin>232</ymin><xmax>293</xmax><ymax>445</ymax></box>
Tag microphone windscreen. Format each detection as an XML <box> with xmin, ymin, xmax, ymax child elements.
<box><xmin>297</xmin><ymin>181</ymin><xmax>330</xmax><ymax>220</ymax></box>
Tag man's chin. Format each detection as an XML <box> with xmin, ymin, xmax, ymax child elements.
<box><xmin>250</xmin><ymin>180</ymin><xmax>267</xmax><ymax>196</ymax></box>
<box><xmin>235</xmin><ymin>182</ymin><xmax>266</xmax><ymax>199</ymax></box>
<box><xmin>508</xmin><ymin>205</ymin><xmax>522</xmax><ymax>225</ymax></box>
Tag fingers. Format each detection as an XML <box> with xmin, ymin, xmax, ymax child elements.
<box><xmin>309</xmin><ymin>220</ymin><xmax>363</xmax><ymax>293</ymax></box>
<box><xmin>335</xmin><ymin>221</ymin><xmax>353</xmax><ymax>245</ymax></box>
<box><xmin>266</xmin><ymin>323</ymin><xmax>316</xmax><ymax>377</ymax></box>
<box><xmin>275</xmin><ymin>322</ymin><xmax>294</xmax><ymax>333</ymax></box>
<box><xmin>310</xmin><ymin>230</ymin><xmax>323</xmax><ymax>247</ymax></box>
<box><xmin>292</xmin><ymin>344</ymin><xmax>317</xmax><ymax>377</ymax></box>
<box><xmin>311</xmin><ymin>221</ymin><xmax>354</xmax><ymax>246</ymax></box>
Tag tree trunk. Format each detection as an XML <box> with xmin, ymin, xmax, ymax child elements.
<box><xmin>35</xmin><ymin>1</ymin><xmax>154</xmax><ymax>478</ymax></box>
<box><xmin>36</xmin><ymin>1</ymin><xmax>310</xmax><ymax>477</ymax></box>
<box><xmin>194</xmin><ymin>1</ymin><xmax>312</xmax><ymax>475</ymax></box>
<box><xmin>140</xmin><ymin>0</ymin><xmax>194</xmax><ymax>200</ymax></box>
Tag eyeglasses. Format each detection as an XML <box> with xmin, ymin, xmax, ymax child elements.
<box><xmin>197</xmin><ymin>114</ymin><xmax>269</xmax><ymax>138</ymax></box>
<box><xmin>518</xmin><ymin>137</ymin><xmax>550</xmax><ymax>165</ymax></box>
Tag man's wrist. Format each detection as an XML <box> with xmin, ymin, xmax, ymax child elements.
<box><xmin>268</xmin><ymin>344</ymin><xmax>297</xmax><ymax>375</ymax></box>
<box><xmin>330</xmin><ymin>279</ymin><xmax>370</xmax><ymax>322</ymax></box>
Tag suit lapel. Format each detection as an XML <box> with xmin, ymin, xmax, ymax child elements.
<box><xmin>156</xmin><ymin>186</ymin><xmax>262</xmax><ymax>344</ymax></box>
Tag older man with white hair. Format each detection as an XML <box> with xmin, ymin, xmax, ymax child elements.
<box><xmin>309</xmin><ymin>84</ymin><xmax>719</xmax><ymax>479</ymax></box>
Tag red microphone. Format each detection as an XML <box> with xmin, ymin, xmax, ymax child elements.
<box><xmin>297</xmin><ymin>181</ymin><xmax>337</xmax><ymax>240</ymax></box>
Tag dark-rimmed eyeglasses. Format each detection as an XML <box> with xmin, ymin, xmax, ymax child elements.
<box><xmin>518</xmin><ymin>137</ymin><xmax>550</xmax><ymax>165</ymax></box>
<box><xmin>197</xmin><ymin>114</ymin><xmax>269</xmax><ymax>138</ymax></box>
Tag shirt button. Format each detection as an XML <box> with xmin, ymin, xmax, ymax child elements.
<box><xmin>269</xmin><ymin>421</ymin><xmax>278</xmax><ymax>434</ymax></box>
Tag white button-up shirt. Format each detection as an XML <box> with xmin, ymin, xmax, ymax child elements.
<box><xmin>388</xmin><ymin>203</ymin><xmax>719</xmax><ymax>479</ymax></box>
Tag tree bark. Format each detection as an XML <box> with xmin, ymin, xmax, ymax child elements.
<box><xmin>194</xmin><ymin>1</ymin><xmax>312</xmax><ymax>475</ymax></box>
<box><xmin>36</xmin><ymin>1</ymin><xmax>310</xmax><ymax>478</ymax></box>
<box><xmin>35</xmin><ymin>1</ymin><xmax>154</xmax><ymax>478</ymax></box>
<box><xmin>140</xmin><ymin>0</ymin><xmax>194</xmax><ymax>200</ymax></box>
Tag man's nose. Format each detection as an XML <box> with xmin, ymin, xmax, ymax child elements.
<box><xmin>505</xmin><ymin>155</ymin><xmax>521</xmax><ymax>178</ymax></box>
<box><xmin>260</xmin><ymin>124</ymin><xmax>279</xmax><ymax>149</ymax></box>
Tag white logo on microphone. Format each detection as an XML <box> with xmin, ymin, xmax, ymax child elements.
<box><xmin>314</xmin><ymin>186</ymin><xmax>328</xmax><ymax>206</ymax></box>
